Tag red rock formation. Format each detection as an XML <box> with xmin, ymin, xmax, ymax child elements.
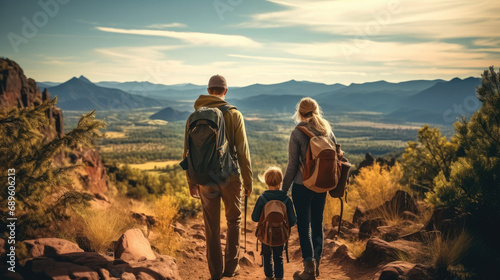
<box><xmin>0</xmin><ymin>58</ymin><xmax>64</xmax><ymax>138</ymax></box>
<box><xmin>0</xmin><ymin>58</ymin><xmax>108</xmax><ymax>199</ymax></box>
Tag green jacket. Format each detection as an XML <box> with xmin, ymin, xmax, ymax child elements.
<box><xmin>184</xmin><ymin>95</ymin><xmax>253</xmax><ymax>194</ymax></box>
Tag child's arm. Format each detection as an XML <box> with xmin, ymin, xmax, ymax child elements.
<box><xmin>286</xmin><ymin>198</ymin><xmax>297</xmax><ymax>227</ymax></box>
<box><xmin>251</xmin><ymin>196</ymin><xmax>264</xmax><ymax>222</ymax></box>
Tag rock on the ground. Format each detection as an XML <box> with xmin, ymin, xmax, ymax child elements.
<box><xmin>23</xmin><ymin>238</ymin><xmax>84</xmax><ymax>258</ymax></box>
<box><xmin>424</xmin><ymin>206</ymin><xmax>470</xmax><ymax>237</ymax></box>
<box><xmin>172</xmin><ymin>222</ymin><xmax>186</xmax><ymax>236</ymax></box>
<box><xmin>331</xmin><ymin>244</ymin><xmax>355</xmax><ymax>263</ymax></box>
<box><xmin>359</xmin><ymin>218</ymin><xmax>387</xmax><ymax>239</ymax></box>
<box><xmin>115</xmin><ymin>229</ymin><xmax>156</xmax><ymax>262</ymax></box>
<box><xmin>21</xmin><ymin>251</ymin><xmax>180</xmax><ymax>280</ymax></box>
<box><xmin>356</xmin><ymin>238</ymin><xmax>406</xmax><ymax>267</ymax></box>
<box><xmin>375</xmin><ymin>261</ymin><xmax>437</xmax><ymax>280</ymax></box>
<box><xmin>332</xmin><ymin>215</ymin><xmax>355</xmax><ymax>229</ymax></box>
<box><xmin>375</xmin><ymin>261</ymin><xmax>416</xmax><ymax>280</ymax></box>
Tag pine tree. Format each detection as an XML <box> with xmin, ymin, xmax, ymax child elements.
<box><xmin>0</xmin><ymin>98</ymin><xmax>106</xmax><ymax>238</ymax></box>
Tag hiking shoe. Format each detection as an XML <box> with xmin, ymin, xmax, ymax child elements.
<box><xmin>293</xmin><ymin>261</ymin><xmax>316</xmax><ymax>280</ymax></box>
<box><xmin>223</xmin><ymin>264</ymin><xmax>240</xmax><ymax>277</ymax></box>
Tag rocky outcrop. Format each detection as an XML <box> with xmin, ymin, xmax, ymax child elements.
<box><xmin>353</xmin><ymin>190</ymin><xmax>418</xmax><ymax>226</ymax></box>
<box><xmin>356</xmin><ymin>237</ymin><xmax>415</xmax><ymax>266</ymax></box>
<box><xmin>0</xmin><ymin>58</ymin><xmax>109</xmax><ymax>202</ymax></box>
<box><xmin>351</xmin><ymin>153</ymin><xmax>396</xmax><ymax>176</ymax></box>
<box><xmin>23</xmin><ymin>238</ymin><xmax>84</xmax><ymax>258</ymax></box>
<box><xmin>71</xmin><ymin>147</ymin><xmax>108</xmax><ymax>199</ymax></box>
<box><xmin>17</xmin><ymin>237</ymin><xmax>180</xmax><ymax>280</ymax></box>
<box><xmin>114</xmin><ymin>229</ymin><xmax>157</xmax><ymax>262</ymax></box>
<box><xmin>0</xmin><ymin>58</ymin><xmax>63</xmax><ymax>139</ymax></box>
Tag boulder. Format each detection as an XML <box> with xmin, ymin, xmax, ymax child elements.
<box><xmin>424</xmin><ymin>206</ymin><xmax>470</xmax><ymax>237</ymax></box>
<box><xmin>22</xmin><ymin>251</ymin><xmax>180</xmax><ymax>280</ymax></box>
<box><xmin>359</xmin><ymin>218</ymin><xmax>387</xmax><ymax>239</ymax></box>
<box><xmin>23</xmin><ymin>238</ymin><xmax>83</xmax><ymax>258</ymax></box>
<box><xmin>331</xmin><ymin>244</ymin><xmax>355</xmax><ymax>263</ymax></box>
<box><xmin>356</xmin><ymin>238</ymin><xmax>406</xmax><ymax>267</ymax></box>
<box><xmin>353</xmin><ymin>205</ymin><xmax>367</xmax><ymax>225</ymax></box>
<box><xmin>375</xmin><ymin>261</ymin><xmax>416</xmax><ymax>280</ymax></box>
<box><xmin>115</xmin><ymin>229</ymin><xmax>156</xmax><ymax>262</ymax></box>
<box><xmin>332</xmin><ymin>215</ymin><xmax>355</xmax><ymax>229</ymax></box>
<box><xmin>128</xmin><ymin>254</ymin><xmax>180</xmax><ymax>280</ymax></box>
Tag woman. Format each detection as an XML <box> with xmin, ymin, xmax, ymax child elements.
<box><xmin>282</xmin><ymin>97</ymin><xmax>336</xmax><ymax>280</ymax></box>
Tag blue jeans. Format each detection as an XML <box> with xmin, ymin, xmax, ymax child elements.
<box><xmin>262</xmin><ymin>243</ymin><xmax>284</xmax><ymax>278</ymax></box>
<box><xmin>291</xmin><ymin>183</ymin><xmax>327</xmax><ymax>262</ymax></box>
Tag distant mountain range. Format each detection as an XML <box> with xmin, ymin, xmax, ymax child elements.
<box><xmin>40</xmin><ymin>76</ymin><xmax>169</xmax><ymax>111</ymax></box>
<box><xmin>38</xmin><ymin>76</ymin><xmax>482</xmax><ymax>124</ymax></box>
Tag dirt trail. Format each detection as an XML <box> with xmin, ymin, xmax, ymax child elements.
<box><xmin>176</xmin><ymin>216</ymin><xmax>377</xmax><ymax>280</ymax></box>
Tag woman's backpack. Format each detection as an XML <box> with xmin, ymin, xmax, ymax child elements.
<box><xmin>180</xmin><ymin>105</ymin><xmax>238</xmax><ymax>185</ymax></box>
<box><xmin>255</xmin><ymin>196</ymin><xmax>290</xmax><ymax>247</ymax></box>
<box><xmin>297</xmin><ymin>126</ymin><xmax>342</xmax><ymax>193</ymax></box>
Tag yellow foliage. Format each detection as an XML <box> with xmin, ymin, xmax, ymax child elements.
<box><xmin>324</xmin><ymin>162</ymin><xmax>405</xmax><ymax>225</ymax></box>
<box><xmin>82</xmin><ymin>207</ymin><xmax>135</xmax><ymax>253</ymax></box>
<box><xmin>151</xmin><ymin>195</ymin><xmax>179</xmax><ymax>256</ymax></box>
<box><xmin>350</xmin><ymin>162</ymin><xmax>404</xmax><ymax>210</ymax></box>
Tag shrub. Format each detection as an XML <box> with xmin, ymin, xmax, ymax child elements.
<box><xmin>82</xmin><ymin>207</ymin><xmax>135</xmax><ymax>253</ymax></box>
<box><xmin>151</xmin><ymin>195</ymin><xmax>179</xmax><ymax>256</ymax></box>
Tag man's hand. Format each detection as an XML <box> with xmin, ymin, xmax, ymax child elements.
<box><xmin>189</xmin><ymin>184</ymin><xmax>200</xmax><ymax>199</ymax></box>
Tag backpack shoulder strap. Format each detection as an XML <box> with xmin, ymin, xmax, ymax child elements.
<box><xmin>282</xmin><ymin>196</ymin><xmax>290</xmax><ymax>204</ymax></box>
<box><xmin>218</xmin><ymin>104</ymin><xmax>237</xmax><ymax>114</ymax></box>
<box><xmin>261</xmin><ymin>194</ymin><xmax>269</xmax><ymax>204</ymax></box>
<box><xmin>296</xmin><ymin>126</ymin><xmax>316</xmax><ymax>139</ymax></box>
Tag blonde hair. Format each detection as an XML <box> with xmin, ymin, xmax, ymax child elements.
<box><xmin>261</xmin><ymin>166</ymin><xmax>283</xmax><ymax>188</ymax></box>
<box><xmin>293</xmin><ymin>97</ymin><xmax>332</xmax><ymax>136</ymax></box>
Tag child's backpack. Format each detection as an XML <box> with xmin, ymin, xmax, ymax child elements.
<box><xmin>297</xmin><ymin>125</ymin><xmax>342</xmax><ymax>193</ymax></box>
<box><xmin>180</xmin><ymin>104</ymin><xmax>238</xmax><ymax>186</ymax></box>
<box><xmin>255</xmin><ymin>196</ymin><xmax>290</xmax><ymax>247</ymax></box>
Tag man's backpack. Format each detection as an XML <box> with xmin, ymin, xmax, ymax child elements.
<box><xmin>255</xmin><ymin>196</ymin><xmax>290</xmax><ymax>247</ymax></box>
<box><xmin>297</xmin><ymin>125</ymin><xmax>342</xmax><ymax>193</ymax></box>
<box><xmin>180</xmin><ymin>104</ymin><xmax>238</xmax><ymax>186</ymax></box>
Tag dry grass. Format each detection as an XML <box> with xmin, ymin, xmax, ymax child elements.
<box><xmin>350</xmin><ymin>162</ymin><xmax>405</xmax><ymax>211</ymax></box>
<box><xmin>324</xmin><ymin>162</ymin><xmax>405</xmax><ymax>225</ymax></box>
<box><xmin>342</xmin><ymin>238</ymin><xmax>368</xmax><ymax>258</ymax></box>
<box><xmin>81</xmin><ymin>206</ymin><xmax>136</xmax><ymax>253</ymax></box>
<box><xmin>150</xmin><ymin>195</ymin><xmax>179</xmax><ymax>256</ymax></box>
<box><xmin>432</xmin><ymin>229</ymin><xmax>473</xmax><ymax>271</ymax></box>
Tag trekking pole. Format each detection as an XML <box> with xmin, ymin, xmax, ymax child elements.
<box><xmin>244</xmin><ymin>195</ymin><xmax>248</xmax><ymax>253</ymax></box>
<box><xmin>285</xmin><ymin>241</ymin><xmax>290</xmax><ymax>263</ymax></box>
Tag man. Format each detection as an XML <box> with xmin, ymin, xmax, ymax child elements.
<box><xmin>183</xmin><ymin>74</ymin><xmax>253</xmax><ymax>280</ymax></box>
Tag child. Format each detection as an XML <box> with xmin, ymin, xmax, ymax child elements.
<box><xmin>252</xmin><ymin>166</ymin><xmax>297</xmax><ymax>280</ymax></box>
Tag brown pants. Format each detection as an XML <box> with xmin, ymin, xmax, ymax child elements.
<box><xmin>199</xmin><ymin>180</ymin><xmax>242</xmax><ymax>279</ymax></box>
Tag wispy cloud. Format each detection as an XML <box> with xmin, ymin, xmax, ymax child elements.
<box><xmin>228</xmin><ymin>54</ymin><xmax>331</xmax><ymax>64</ymax></box>
<box><xmin>96</xmin><ymin>26</ymin><xmax>261</xmax><ymax>48</ymax></box>
<box><xmin>247</xmin><ymin>0</ymin><xmax>500</xmax><ymax>39</ymax></box>
<box><xmin>146</xmin><ymin>23</ymin><xmax>187</xmax><ymax>29</ymax></box>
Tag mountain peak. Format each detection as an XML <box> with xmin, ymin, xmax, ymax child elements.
<box><xmin>78</xmin><ymin>75</ymin><xmax>92</xmax><ymax>84</ymax></box>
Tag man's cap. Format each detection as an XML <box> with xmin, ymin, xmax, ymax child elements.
<box><xmin>208</xmin><ymin>74</ymin><xmax>227</xmax><ymax>89</ymax></box>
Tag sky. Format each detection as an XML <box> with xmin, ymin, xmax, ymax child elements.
<box><xmin>1</xmin><ymin>0</ymin><xmax>499</xmax><ymax>86</ymax></box>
